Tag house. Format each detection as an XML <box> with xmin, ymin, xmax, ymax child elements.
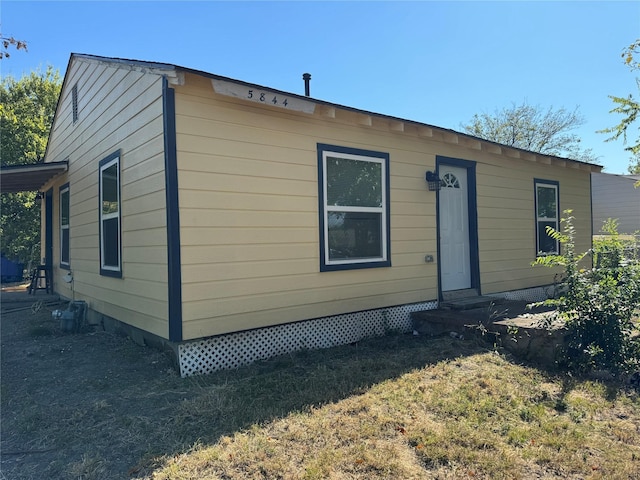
<box><xmin>0</xmin><ymin>54</ymin><xmax>602</xmax><ymax>376</ymax></box>
<box><xmin>591</xmin><ymin>172</ymin><xmax>640</xmax><ymax>234</ymax></box>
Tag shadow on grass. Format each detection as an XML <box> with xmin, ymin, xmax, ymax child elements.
<box><xmin>133</xmin><ymin>332</ymin><xmax>488</xmax><ymax>475</ymax></box>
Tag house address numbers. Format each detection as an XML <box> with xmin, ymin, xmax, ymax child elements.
<box><xmin>211</xmin><ymin>79</ymin><xmax>316</xmax><ymax>114</ymax></box>
<box><xmin>247</xmin><ymin>90</ymin><xmax>289</xmax><ymax>107</ymax></box>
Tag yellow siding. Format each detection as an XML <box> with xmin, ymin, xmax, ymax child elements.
<box><xmin>173</xmin><ymin>72</ymin><xmax>596</xmax><ymax>340</ymax></box>
<box><xmin>474</xmin><ymin>154</ymin><xmax>592</xmax><ymax>294</ymax></box>
<box><xmin>174</xmin><ymin>77</ymin><xmax>437</xmax><ymax>339</ymax></box>
<box><xmin>42</xmin><ymin>58</ymin><xmax>169</xmax><ymax>338</ymax></box>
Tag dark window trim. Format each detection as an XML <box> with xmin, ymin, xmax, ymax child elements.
<box><xmin>99</xmin><ymin>150</ymin><xmax>122</xmax><ymax>278</ymax></box>
<box><xmin>317</xmin><ymin>143</ymin><xmax>391</xmax><ymax>272</ymax></box>
<box><xmin>534</xmin><ymin>178</ymin><xmax>560</xmax><ymax>256</ymax></box>
<box><xmin>59</xmin><ymin>182</ymin><xmax>70</xmax><ymax>270</ymax></box>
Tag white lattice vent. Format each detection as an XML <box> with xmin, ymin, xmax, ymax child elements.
<box><xmin>489</xmin><ymin>286</ymin><xmax>548</xmax><ymax>303</ymax></box>
<box><xmin>178</xmin><ymin>301</ymin><xmax>438</xmax><ymax>377</ymax></box>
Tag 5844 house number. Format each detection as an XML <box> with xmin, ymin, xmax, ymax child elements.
<box><xmin>211</xmin><ymin>79</ymin><xmax>316</xmax><ymax>114</ymax></box>
<box><xmin>247</xmin><ymin>90</ymin><xmax>289</xmax><ymax>107</ymax></box>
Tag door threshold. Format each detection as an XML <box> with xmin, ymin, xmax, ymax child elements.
<box><xmin>441</xmin><ymin>288</ymin><xmax>478</xmax><ymax>302</ymax></box>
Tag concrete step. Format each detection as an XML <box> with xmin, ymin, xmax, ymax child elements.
<box><xmin>440</xmin><ymin>295</ymin><xmax>504</xmax><ymax>310</ymax></box>
<box><xmin>410</xmin><ymin>300</ymin><xmax>553</xmax><ymax>338</ymax></box>
<box><xmin>411</xmin><ymin>308</ymin><xmax>479</xmax><ymax>337</ymax></box>
<box><xmin>411</xmin><ymin>300</ymin><xmax>562</xmax><ymax>368</ymax></box>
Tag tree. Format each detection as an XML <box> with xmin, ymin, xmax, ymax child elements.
<box><xmin>1</xmin><ymin>67</ymin><xmax>61</xmax><ymax>166</ymax></box>
<box><xmin>600</xmin><ymin>40</ymin><xmax>640</xmax><ymax>167</ymax></box>
<box><xmin>0</xmin><ymin>67</ymin><xmax>61</xmax><ymax>267</ymax></box>
<box><xmin>461</xmin><ymin>102</ymin><xmax>597</xmax><ymax>163</ymax></box>
<box><xmin>629</xmin><ymin>152</ymin><xmax>640</xmax><ymax>175</ymax></box>
<box><xmin>532</xmin><ymin>213</ymin><xmax>640</xmax><ymax>374</ymax></box>
<box><xmin>0</xmin><ymin>34</ymin><xmax>27</xmax><ymax>59</ymax></box>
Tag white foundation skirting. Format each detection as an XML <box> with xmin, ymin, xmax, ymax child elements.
<box><xmin>178</xmin><ymin>301</ymin><xmax>438</xmax><ymax>377</ymax></box>
<box><xmin>488</xmin><ymin>286</ymin><xmax>550</xmax><ymax>303</ymax></box>
<box><xmin>177</xmin><ymin>286</ymin><xmax>554</xmax><ymax>377</ymax></box>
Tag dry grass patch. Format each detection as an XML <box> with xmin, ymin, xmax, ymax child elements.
<box><xmin>150</xmin><ymin>350</ymin><xmax>640</xmax><ymax>480</ymax></box>
<box><xmin>3</xmin><ymin>306</ymin><xmax>639</xmax><ymax>479</ymax></box>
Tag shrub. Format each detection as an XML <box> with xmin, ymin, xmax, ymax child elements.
<box><xmin>532</xmin><ymin>213</ymin><xmax>640</xmax><ymax>374</ymax></box>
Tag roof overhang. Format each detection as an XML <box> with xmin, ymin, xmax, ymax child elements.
<box><xmin>0</xmin><ymin>161</ymin><xmax>68</xmax><ymax>193</ymax></box>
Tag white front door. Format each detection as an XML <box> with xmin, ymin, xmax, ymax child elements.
<box><xmin>438</xmin><ymin>164</ymin><xmax>471</xmax><ymax>292</ymax></box>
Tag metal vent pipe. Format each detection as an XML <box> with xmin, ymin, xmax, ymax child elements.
<box><xmin>303</xmin><ymin>73</ymin><xmax>311</xmax><ymax>97</ymax></box>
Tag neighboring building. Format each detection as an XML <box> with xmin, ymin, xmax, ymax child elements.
<box><xmin>591</xmin><ymin>172</ymin><xmax>640</xmax><ymax>234</ymax></box>
<box><xmin>0</xmin><ymin>54</ymin><xmax>602</xmax><ymax>375</ymax></box>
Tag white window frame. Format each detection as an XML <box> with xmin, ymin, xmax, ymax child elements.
<box><xmin>319</xmin><ymin>144</ymin><xmax>390</xmax><ymax>271</ymax></box>
<box><xmin>60</xmin><ymin>184</ymin><xmax>70</xmax><ymax>268</ymax></box>
<box><xmin>534</xmin><ymin>180</ymin><xmax>559</xmax><ymax>256</ymax></box>
<box><xmin>99</xmin><ymin>152</ymin><xmax>122</xmax><ymax>276</ymax></box>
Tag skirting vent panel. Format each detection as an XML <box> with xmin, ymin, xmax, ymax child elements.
<box><xmin>178</xmin><ymin>301</ymin><xmax>438</xmax><ymax>377</ymax></box>
<box><xmin>489</xmin><ymin>286</ymin><xmax>549</xmax><ymax>303</ymax></box>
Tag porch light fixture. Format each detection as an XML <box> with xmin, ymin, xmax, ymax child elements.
<box><xmin>425</xmin><ymin>171</ymin><xmax>442</xmax><ymax>191</ymax></box>
<box><xmin>35</xmin><ymin>191</ymin><xmax>44</xmax><ymax>204</ymax></box>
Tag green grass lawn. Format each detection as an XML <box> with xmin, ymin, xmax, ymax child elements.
<box><xmin>143</xmin><ymin>333</ymin><xmax>640</xmax><ymax>480</ymax></box>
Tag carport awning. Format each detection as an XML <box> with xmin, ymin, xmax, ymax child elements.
<box><xmin>0</xmin><ymin>161</ymin><xmax>68</xmax><ymax>193</ymax></box>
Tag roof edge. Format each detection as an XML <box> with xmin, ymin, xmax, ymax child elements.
<box><xmin>0</xmin><ymin>160</ymin><xmax>69</xmax><ymax>172</ymax></box>
<box><xmin>52</xmin><ymin>54</ymin><xmax>603</xmax><ymax>172</ymax></box>
<box><xmin>0</xmin><ymin>160</ymin><xmax>69</xmax><ymax>193</ymax></box>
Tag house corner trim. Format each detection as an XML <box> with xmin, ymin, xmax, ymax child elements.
<box><xmin>163</xmin><ymin>76</ymin><xmax>183</xmax><ymax>342</ymax></box>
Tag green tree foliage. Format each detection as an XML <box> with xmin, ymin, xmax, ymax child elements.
<box><xmin>1</xmin><ymin>67</ymin><xmax>61</xmax><ymax>166</ymax></box>
<box><xmin>600</xmin><ymin>40</ymin><xmax>640</xmax><ymax>162</ymax></box>
<box><xmin>628</xmin><ymin>152</ymin><xmax>640</xmax><ymax>175</ymax></box>
<box><xmin>0</xmin><ymin>193</ymin><xmax>41</xmax><ymax>267</ymax></box>
<box><xmin>461</xmin><ymin>102</ymin><xmax>597</xmax><ymax>163</ymax></box>
<box><xmin>1</xmin><ymin>67</ymin><xmax>61</xmax><ymax>266</ymax></box>
<box><xmin>532</xmin><ymin>213</ymin><xmax>640</xmax><ymax>374</ymax></box>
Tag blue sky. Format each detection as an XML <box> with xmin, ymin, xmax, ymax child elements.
<box><xmin>2</xmin><ymin>1</ymin><xmax>639</xmax><ymax>174</ymax></box>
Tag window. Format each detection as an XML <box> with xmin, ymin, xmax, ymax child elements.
<box><xmin>60</xmin><ymin>184</ymin><xmax>70</xmax><ymax>268</ymax></box>
<box><xmin>441</xmin><ymin>172</ymin><xmax>460</xmax><ymax>189</ymax></box>
<box><xmin>99</xmin><ymin>152</ymin><xmax>121</xmax><ymax>277</ymax></box>
<box><xmin>318</xmin><ymin>144</ymin><xmax>391</xmax><ymax>271</ymax></box>
<box><xmin>534</xmin><ymin>179</ymin><xmax>559</xmax><ymax>255</ymax></box>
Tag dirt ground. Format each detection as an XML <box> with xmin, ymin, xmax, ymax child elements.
<box><xmin>0</xmin><ymin>286</ymin><xmax>182</xmax><ymax>479</ymax></box>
